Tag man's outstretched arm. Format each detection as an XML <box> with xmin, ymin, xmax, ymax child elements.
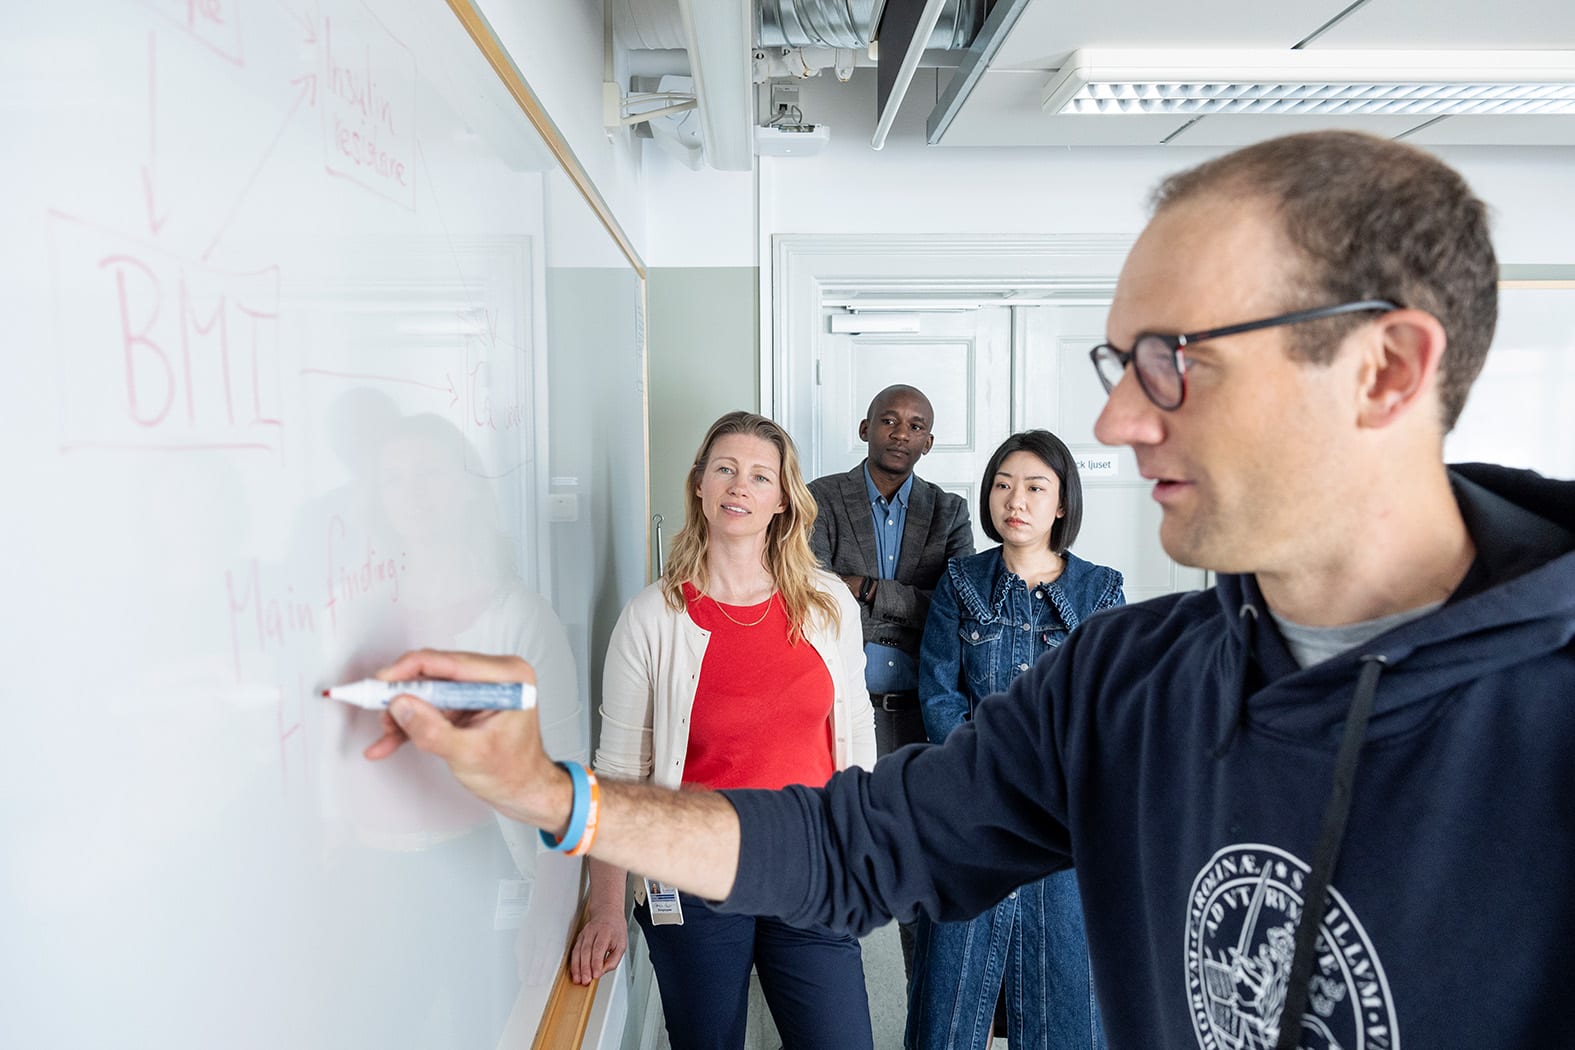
<box><xmin>362</xmin><ymin>648</ymin><xmax>741</xmax><ymax>901</ymax></box>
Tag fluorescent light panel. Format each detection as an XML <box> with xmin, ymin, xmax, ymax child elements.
<box><xmin>1043</xmin><ymin>49</ymin><xmax>1575</xmax><ymax>117</ymax></box>
<box><xmin>1064</xmin><ymin>83</ymin><xmax>1575</xmax><ymax>116</ymax></box>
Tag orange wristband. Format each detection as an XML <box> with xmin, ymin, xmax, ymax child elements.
<box><xmin>567</xmin><ymin>768</ymin><xmax>601</xmax><ymax>856</ymax></box>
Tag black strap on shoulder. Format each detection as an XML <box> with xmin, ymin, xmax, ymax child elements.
<box><xmin>1273</xmin><ymin>654</ymin><xmax>1386</xmax><ymax>1050</ymax></box>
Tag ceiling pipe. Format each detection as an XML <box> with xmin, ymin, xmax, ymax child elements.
<box><xmin>871</xmin><ymin>0</ymin><xmax>949</xmax><ymax>149</ymax></box>
<box><xmin>676</xmin><ymin>0</ymin><xmax>755</xmax><ymax>170</ymax></box>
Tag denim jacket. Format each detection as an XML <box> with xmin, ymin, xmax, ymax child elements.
<box><xmin>918</xmin><ymin>548</ymin><xmax>1124</xmax><ymax>745</ymax></box>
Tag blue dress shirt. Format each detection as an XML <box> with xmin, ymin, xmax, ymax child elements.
<box><xmin>863</xmin><ymin>463</ymin><xmax>917</xmax><ymax>693</ymax></box>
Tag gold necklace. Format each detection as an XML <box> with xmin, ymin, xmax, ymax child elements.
<box><xmin>708</xmin><ymin>591</ymin><xmax>775</xmax><ymax>627</ymax></box>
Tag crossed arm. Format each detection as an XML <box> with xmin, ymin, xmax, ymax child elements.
<box><xmin>811</xmin><ymin>493</ymin><xmax>975</xmax><ymax>629</ymax></box>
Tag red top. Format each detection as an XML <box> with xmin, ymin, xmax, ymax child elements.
<box><xmin>680</xmin><ymin>582</ymin><xmax>836</xmax><ymax>791</ymax></box>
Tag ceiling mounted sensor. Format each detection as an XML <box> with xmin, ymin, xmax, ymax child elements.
<box><xmin>755</xmin><ymin>123</ymin><xmax>832</xmax><ymax>156</ymax></box>
<box><xmin>1042</xmin><ymin>49</ymin><xmax>1575</xmax><ymax>117</ymax></box>
<box><xmin>757</xmin><ymin>80</ymin><xmax>829</xmax><ymax>156</ymax></box>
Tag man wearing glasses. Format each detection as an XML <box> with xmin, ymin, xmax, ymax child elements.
<box><xmin>370</xmin><ymin>131</ymin><xmax>1573</xmax><ymax>1048</ymax></box>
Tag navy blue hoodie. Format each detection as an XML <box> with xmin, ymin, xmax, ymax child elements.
<box><xmin>722</xmin><ymin>465</ymin><xmax>1575</xmax><ymax>1049</ymax></box>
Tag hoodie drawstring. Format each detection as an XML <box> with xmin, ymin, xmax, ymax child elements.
<box><xmin>1211</xmin><ymin>603</ymin><xmax>1260</xmax><ymax>758</ymax></box>
<box><xmin>1273</xmin><ymin>653</ymin><xmax>1388</xmax><ymax>1050</ymax></box>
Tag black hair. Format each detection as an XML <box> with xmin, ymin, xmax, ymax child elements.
<box><xmin>978</xmin><ymin>429</ymin><xmax>1082</xmax><ymax>554</ymax></box>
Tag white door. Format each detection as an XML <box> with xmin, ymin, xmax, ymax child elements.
<box><xmin>815</xmin><ymin>302</ymin><xmax>1206</xmax><ymax>602</ymax></box>
<box><xmin>818</xmin><ymin>307</ymin><xmax>1013</xmax><ymax>553</ymax></box>
<box><xmin>1015</xmin><ymin>305</ymin><xmax>1207</xmax><ymax>603</ymax></box>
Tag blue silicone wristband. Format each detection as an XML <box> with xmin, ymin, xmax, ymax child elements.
<box><xmin>539</xmin><ymin>761</ymin><xmax>590</xmax><ymax>853</ymax></box>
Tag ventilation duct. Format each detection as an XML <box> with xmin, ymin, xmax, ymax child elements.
<box><xmin>611</xmin><ymin>0</ymin><xmax>985</xmax><ymax>168</ymax></box>
<box><xmin>618</xmin><ymin>0</ymin><xmax>977</xmax><ymax>52</ymax></box>
<box><xmin>613</xmin><ymin>0</ymin><xmax>691</xmax><ymax>49</ymax></box>
<box><xmin>758</xmin><ymin>0</ymin><xmax>883</xmax><ymax>48</ymax></box>
<box><xmin>757</xmin><ymin>0</ymin><xmax>980</xmax><ymax>50</ymax></box>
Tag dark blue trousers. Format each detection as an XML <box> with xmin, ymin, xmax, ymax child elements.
<box><xmin>636</xmin><ymin>893</ymin><xmax>874</xmax><ymax>1050</ymax></box>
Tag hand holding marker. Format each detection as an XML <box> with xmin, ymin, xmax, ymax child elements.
<box><xmin>324</xmin><ymin>678</ymin><xmax>538</xmax><ymax>711</ymax></box>
<box><xmin>356</xmin><ymin>652</ymin><xmax>599</xmax><ymax>854</ymax></box>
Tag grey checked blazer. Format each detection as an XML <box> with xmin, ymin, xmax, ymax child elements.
<box><xmin>807</xmin><ymin>462</ymin><xmax>975</xmax><ymax>659</ymax></box>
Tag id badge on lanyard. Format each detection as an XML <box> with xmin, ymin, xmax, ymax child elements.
<box><xmin>643</xmin><ymin>877</ymin><xmax>684</xmax><ymax>925</ymax></box>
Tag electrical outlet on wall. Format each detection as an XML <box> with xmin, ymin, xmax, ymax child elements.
<box><xmin>548</xmin><ymin>493</ymin><xmax>579</xmax><ymax>523</ymax></box>
<box><xmin>770</xmin><ymin>82</ymin><xmax>800</xmax><ymax>121</ymax></box>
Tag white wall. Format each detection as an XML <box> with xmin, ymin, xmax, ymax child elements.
<box><xmin>644</xmin><ymin>157</ymin><xmax>756</xmax><ymax>267</ymax></box>
<box><xmin>481</xmin><ymin>0</ymin><xmax>649</xmax><ymax>259</ymax></box>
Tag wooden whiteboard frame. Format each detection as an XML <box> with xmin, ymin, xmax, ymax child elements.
<box><xmin>442</xmin><ymin>0</ymin><xmax>654</xmax><ymax>583</ymax></box>
<box><xmin>439</xmin><ymin>4</ymin><xmax>653</xmax><ymax>1047</ymax></box>
<box><xmin>443</xmin><ymin>1</ymin><xmax>645</xmax><ymax>280</ymax></box>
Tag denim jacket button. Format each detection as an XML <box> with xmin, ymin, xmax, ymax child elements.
<box><xmin>1018</xmin><ymin>663</ymin><xmax>1029</xmax><ymax>672</ymax></box>
<box><xmin>1008</xmin><ymin>890</ymin><xmax>1018</xmax><ymax>899</ymax></box>
<box><xmin>971</xmin><ymin>630</ymin><xmax>980</xmax><ymax>640</ymax></box>
<box><xmin>1021</xmin><ymin>622</ymin><xmax>1031</xmax><ymax>631</ymax></box>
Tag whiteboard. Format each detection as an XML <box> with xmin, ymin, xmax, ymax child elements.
<box><xmin>0</xmin><ymin>2</ymin><xmax>646</xmax><ymax>1047</ymax></box>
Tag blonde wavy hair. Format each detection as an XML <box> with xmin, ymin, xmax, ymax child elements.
<box><xmin>661</xmin><ymin>411</ymin><xmax>840</xmax><ymax>642</ymax></box>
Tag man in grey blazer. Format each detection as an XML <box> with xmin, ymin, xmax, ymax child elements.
<box><xmin>808</xmin><ymin>383</ymin><xmax>974</xmax><ymax>979</ymax></box>
<box><xmin>808</xmin><ymin>383</ymin><xmax>975</xmax><ymax>762</ymax></box>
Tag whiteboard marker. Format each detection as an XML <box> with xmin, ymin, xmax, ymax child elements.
<box><xmin>322</xmin><ymin>679</ymin><xmax>537</xmax><ymax>711</ymax></box>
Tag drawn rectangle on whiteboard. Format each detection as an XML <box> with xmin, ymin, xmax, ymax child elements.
<box><xmin>321</xmin><ymin>10</ymin><xmax>418</xmax><ymax>209</ymax></box>
<box><xmin>49</xmin><ymin>211</ymin><xmax>283</xmax><ymax>453</ymax></box>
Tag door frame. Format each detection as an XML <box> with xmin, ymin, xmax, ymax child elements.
<box><xmin>768</xmin><ymin>234</ymin><xmax>1133</xmax><ymax>471</ymax></box>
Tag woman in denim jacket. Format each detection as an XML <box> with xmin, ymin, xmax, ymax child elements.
<box><xmin>908</xmin><ymin>430</ymin><xmax>1124</xmax><ymax>1050</ymax></box>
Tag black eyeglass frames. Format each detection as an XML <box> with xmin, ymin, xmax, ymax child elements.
<box><xmin>1089</xmin><ymin>299</ymin><xmax>1400</xmax><ymax>411</ymax></box>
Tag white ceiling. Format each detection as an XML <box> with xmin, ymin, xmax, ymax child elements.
<box><xmin>933</xmin><ymin>0</ymin><xmax>1575</xmax><ymax>146</ymax></box>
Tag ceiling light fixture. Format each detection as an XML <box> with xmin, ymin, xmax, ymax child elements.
<box><xmin>1042</xmin><ymin>49</ymin><xmax>1575</xmax><ymax>117</ymax></box>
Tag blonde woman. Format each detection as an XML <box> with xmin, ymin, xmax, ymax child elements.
<box><xmin>569</xmin><ymin>411</ymin><xmax>877</xmax><ymax>1050</ymax></box>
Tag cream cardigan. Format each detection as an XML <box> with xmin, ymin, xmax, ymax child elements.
<box><xmin>594</xmin><ymin>569</ymin><xmax>878</xmax><ymax>789</ymax></box>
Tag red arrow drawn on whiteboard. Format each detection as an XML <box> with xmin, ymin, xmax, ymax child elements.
<box><xmin>201</xmin><ymin>76</ymin><xmax>314</xmax><ymax>263</ymax></box>
<box><xmin>142</xmin><ymin>31</ymin><xmax>170</xmax><ymax>236</ymax></box>
<box><xmin>290</xmin><ymin>72</ymin><xmax>318</xmax><ymax>106</ymax></box>
<box><xmin>273</xmin><ymin>0</ymin><xmax>320</xmax><ymax>45</ymax></box>
<box><xmin>140</xmin><ymin>167</ymin><xmax>170</xmax><ymax>237</ymax></box>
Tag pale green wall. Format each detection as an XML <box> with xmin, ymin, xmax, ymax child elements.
<box><xmin>646</xmin><ymin>267</ymin><xmax>760</xmax><ymax>568</ymax></box>
<box><xmin>545</xmin><ymin>267</ymin><xmax>649</xmax><ymax>729</ymax></box>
